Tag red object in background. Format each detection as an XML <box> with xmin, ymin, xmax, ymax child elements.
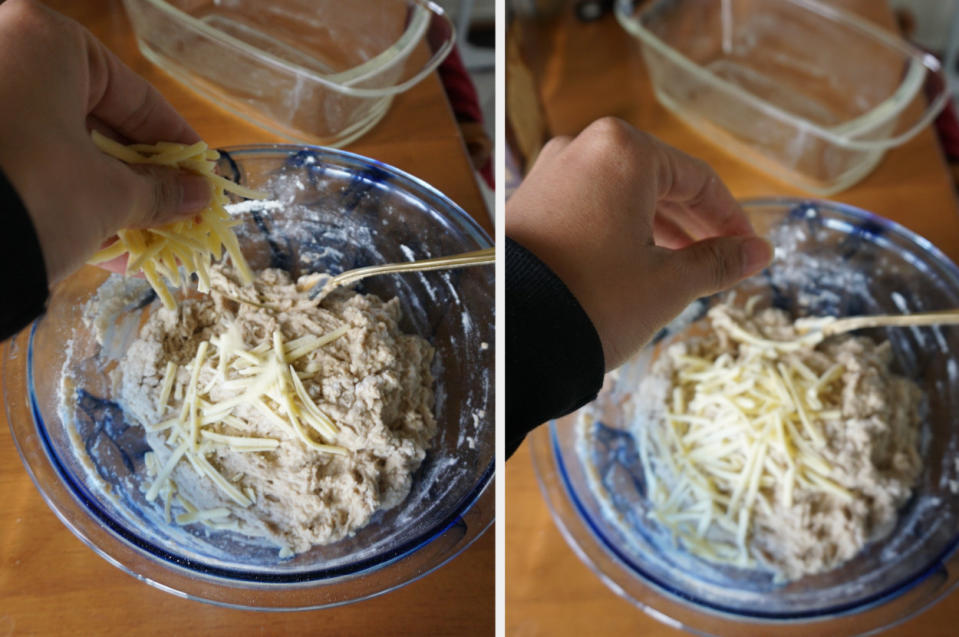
<box><xmin>931</xmin><ymin>84</ymin><xmax>959</xmax><ymax>162</ymax></box>
<box><xmin>430</xmin><ymin>16</ymin><xmax>493</xmax><ymax>189</ymax></box>
<box><xmin>438</xmin><ymin>44</ymin><xmax>485</xmax><ymax>126</ymax></box>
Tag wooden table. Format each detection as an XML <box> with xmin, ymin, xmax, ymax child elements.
<box><xmin>0</xmin><ymin>1</ymin><xmax>493</xmax><ymax>635</ymax></box>
<box><xmin>507</xmin><ymin>2</ymin><xmax>959</xmax><ymax>636</ymax></box>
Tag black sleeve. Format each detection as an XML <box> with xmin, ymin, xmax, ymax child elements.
<box><xmin>506</xmin><ymin>237</ymin><xmax>605</xmax><ymax>458</ymax></box>
<box><xmin>0</xmin><ymin>169</ymin><xmax>48</xmax><ymax>341</ymax></box>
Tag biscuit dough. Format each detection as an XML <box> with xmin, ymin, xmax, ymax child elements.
<box><xmin>107</xmin><ymin>265</ymin><xmax>436</xmax><ymax>555</ymax></box>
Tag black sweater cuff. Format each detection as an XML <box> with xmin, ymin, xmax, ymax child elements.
<box><xmin>1</xmin><ymin>169</ymin><xmax>48</xmax><ymax>341</ymax></box>
<box><xmin>506</xmin><ymin>237</ymin><xmax>605</xmax><ymax>458</ymax></box>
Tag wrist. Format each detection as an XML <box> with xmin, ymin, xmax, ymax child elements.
<box><xmin>506</xmin><ymin>222</ymin><xmax>618</xmax><ymax>368</ymax></box>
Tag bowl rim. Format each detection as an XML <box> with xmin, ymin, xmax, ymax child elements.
<box><xmin>535</xmin><ymin>197</ymin><xmax>959</xmax><ymax>625</ymax></box>
<box><xmin>8</xmin><ymin>143</ymin><xmax>494</xmax><ymax>602</ymax></box>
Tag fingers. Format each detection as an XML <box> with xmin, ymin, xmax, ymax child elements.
<box><xmin>652</xmin><ymin>213</ymin><xmax>695</xmax><ymax>249</ymax></box>
<box><xmin>94</xmin><ymin>252</ymin><xmax>146</xmax><ymax>278</ymax></box>
<box><xmin>127</xmin><ymin>165</ymin><xmax>211</xmax><ymax>228</ymax></box>
<box><xmin>525</xmin><ymin>134</ymin><xmax>571</xmax><ymax>179</ymax></box>
<box><xmin>655</xmin><ymin>200</ymin><xmax>721</xmax><ymax>243</ymax></box>
<box><xmin>659</xmin><ymin>235</ymin><xmax>774</xmax><ymax>300</ymax></box>
<box><xmin>96</xmin><ymin>156</ymin><xmax>211</xmax><ymax>231</ymax></box>
<box><xmin>96</xmin><ymin>252</ymin><xmax>129</xmax><ymax>275</ymax></box>
<box><xmin>549</xmin><ymin>118</ymin><xmax>754</xmax><ymax>241</ymax></box>
<box><xmin>652</xmin><ymin>138</ymin><xmax>755</xmax><ymax>238</ymax></box>
<box><xmin>83</xmin><ymin>29</ymin><xmax>199</xmax><ymax>145</ymax></box>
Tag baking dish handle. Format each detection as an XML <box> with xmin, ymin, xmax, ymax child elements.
<box><xmin>837</xmin><ymin>52</ymin><xmax>949</xmax><ymax>152</ymax></box>
<box><xmin>335</xmin><ymin>1</ymin><xmax>457</xmax><ymax>99</ymax></box>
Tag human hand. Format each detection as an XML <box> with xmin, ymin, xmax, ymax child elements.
<box><xmin>506</xmin><ymin>117</ymin><xmax>773</xmax><ymax>370</ymax></box>
<box><xmin>0</xmin><ymin>0</ymin><xmax>210</xmax><ymax>284</ymax></box>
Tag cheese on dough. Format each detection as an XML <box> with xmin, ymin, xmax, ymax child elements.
<box><xmin>635</xmin><ymin>302</ymin><xmax>922</xmax><ymax>580</ymax></box>
<box><xmin>111</xmin><ymin>264</ymin><xmax>437</xmax><ymax>555</ymax></box>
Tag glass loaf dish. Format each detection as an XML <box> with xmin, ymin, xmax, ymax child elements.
<box><xmin>615</xmin><ymin>0</ymin><xmax>948</xmax><ymax>195</ymax></box>
<box><xmin>122</xmin><ymin>0</ymin><xmax>455</xmax><ymax>146</ymax></box>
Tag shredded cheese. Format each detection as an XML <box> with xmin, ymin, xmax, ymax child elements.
<box><xmin>141</xmin><ymin>320</ymin><xmax>350</xmax><ymax>528</ymax></box>
<box><xmin>639</xmin><ymin>306</ymin><xmax>850</xmax><ymax>571</ymax></box>
<box><xmin>176</xmin><ymin>507</ymin><xmax>231</xmax><ymax>525</ymax></box>
<box><xmin>156</xmin><ymin>361</ymin><xmax>177</xmax><ymax>416</ymax></box>
<box><xmin>88</xmin><ymin>131</ymin><xmax>264</xmax><ymax>309</ymax></box>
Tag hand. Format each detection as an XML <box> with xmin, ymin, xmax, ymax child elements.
<box><xmin>506</xmin><ymin>117</ymin><xmax>773</xmax><ymax>370</ymax></box>
<box><xmin>0</xmin><ymin>0</ymin><xmax>210</xmax><ymax>284</ymax></box>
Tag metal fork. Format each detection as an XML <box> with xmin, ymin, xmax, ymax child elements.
<box><xmin>297</xmin><ymin>248</ymin><xmax>495</xmax><ymax>303</ymax></box>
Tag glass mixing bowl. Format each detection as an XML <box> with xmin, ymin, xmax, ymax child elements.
<box><xmin>3</xmin><ymin>145</ymin><xmax>493</xmax><ymax>609</ymax></box>
<box><xmin>530</xmin><ymin>198</ymin><xmax>959</xmax><ymax>635</ymax></box>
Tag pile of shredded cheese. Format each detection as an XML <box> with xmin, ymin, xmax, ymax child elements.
<box><xmin>88</xmin><ymin>131</ymin><xmax>262</xmax><ymax>309</ymax></box>
<box><xmin>636</xmin><ymin>301</ymin><xmax>922</xmax><ymax>580</ymax></box>
<box><xmin>142</xmin><ymin>320</ymin><xmax>348</xmax><ymax>526</ymax></box>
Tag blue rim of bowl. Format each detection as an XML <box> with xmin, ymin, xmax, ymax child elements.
<box><xmin>551</xmin><ymin>197</ymin><xmax>959</xmax><ymax>622</ymax></box>
<box><xmin>27</xmin><ymin>144</ymin><xmax>494</xmax><ymax>586</ymax></box>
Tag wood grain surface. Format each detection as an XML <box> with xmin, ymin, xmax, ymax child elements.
<box><xmin>506</xmin><ymin>1</ymin><xmax>959</xmax><ymax>635</ymax></box>
<box><xmin>0</xmin><ymin>1</ymin><xmax>493</xmax><ymax>635</ymax></box>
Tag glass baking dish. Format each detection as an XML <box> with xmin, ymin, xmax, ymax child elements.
<box><xmin>615</xmin><ymin>0</ymin><xmax>949</xmax><ymax>195</ymax></box>
<box><xmin>122</xmin><ymin>0</ymin><xmax>455</xmax><ymax>147</ymax></box>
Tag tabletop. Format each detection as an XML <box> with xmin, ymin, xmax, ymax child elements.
<box><xmin>0</xmin><ymin>0</ymin><xmax>493</xmax><ymax>635</ymax></box>
<box><xmin>506</xmin><ymin>1</ymin><xmax>959</xmax><ymax>636</ymax></box>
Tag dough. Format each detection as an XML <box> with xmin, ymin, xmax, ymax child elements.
<box><xmin>634</xmin><ymin>303</ymin><xmax>923</xmax><ymax>581</ymax></box>
<box><xmin>102</xmin><ymin>264</ymin><xmax>436</xmax><ymax>555</ymax></box>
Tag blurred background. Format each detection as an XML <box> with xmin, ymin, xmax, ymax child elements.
<box><xmin>436</xmin><ymin>0</ymin><xmax>496</xmax><ymax>215</ymax></box>
<box><xmin>436</xmin><ymin>0</ymin><xmax>495</xmax><ymax>136</ymax></box>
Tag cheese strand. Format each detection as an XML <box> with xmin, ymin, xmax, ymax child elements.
<box><xmin>89</xmin><ymin>131</ymin><xmax>264</xmax><ymax>309</ymax></box>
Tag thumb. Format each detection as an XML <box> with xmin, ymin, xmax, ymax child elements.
<box><xmin>662</xmin><ymin>235</ymin><xmax>773</xmax><ymax>299</ymax></box>
<box><xmin>123</xmin><ymin>165</ymin><xmax>211</xmax><ymax>229</ymax></box>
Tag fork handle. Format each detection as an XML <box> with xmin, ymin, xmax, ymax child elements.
<box><xmin>327</xmin><ymin>248</ymin><xmax>495</xmax><ymax>290</ymax></box>
<box><xmin>821</xmin><ymin>309</ymin><xmax>959</xmax><ymax>336</ymax></box>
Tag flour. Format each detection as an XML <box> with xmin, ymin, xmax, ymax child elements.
<box><xmin>81</xmin><ymin>264</ymin><xmax>436</xmax><ymax>555</ymax></box>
